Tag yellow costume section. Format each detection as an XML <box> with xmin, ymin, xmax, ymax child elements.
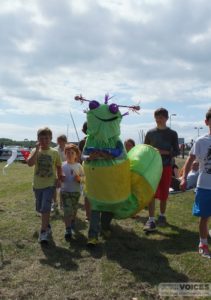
<box><xmin>128</xmin><ymin>144</ymin><xmax>163</xmax><ymax>191</ymax></box>
<box><xmin>131</xmin><ymin>172</ymin><xmax>154</xmax><ymax>213</ymax></box>
<box><xmin>84</xmin><ymin>159</ymin><xmax>131</xmax><ymax>203</ymax></box>
<box><xmin>83</xmin><ymin>144</ymin><xmax>162</xmax><ymax>218</ymax></box>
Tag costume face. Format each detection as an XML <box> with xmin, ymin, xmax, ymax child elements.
<box><xmin>87</xmin><ymin>103</ymin><xmax>122</xmax><ymax>142</ymax></box>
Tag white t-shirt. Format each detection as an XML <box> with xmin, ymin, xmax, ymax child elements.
<box><xmin>190</xmin><ymin>134</ymin><xmax>211</xmax><ymax>190</ymax></box>
<box><xmin>54</xmin><ymin>145</ymin><xmax>66</xmax><ymax>162</ymax></box>
<box><xmin>61</xmin><ymin>162</ymin><xmax>84</xmax><ymax>193</ymax></box>
<box><xmin>186</xmin><ymin>170</ymin><xmax>199</xmax><ymax>189</ymax></box>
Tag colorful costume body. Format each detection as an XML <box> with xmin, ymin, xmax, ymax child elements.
<box><xmin>76</xmin><ymin>95</ymin><xmax>163</xmax><ymax>219</ymax></box>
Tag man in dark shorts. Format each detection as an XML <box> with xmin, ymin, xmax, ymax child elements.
<box><xmin>143</xmin><ymin>108</ymin><xmax>180</xmax><ymax>232</ymax></box>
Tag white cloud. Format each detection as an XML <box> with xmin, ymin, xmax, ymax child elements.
<box><xmin>0</xmin><ymin>0</ymin><xmax>211</xmax><ymax>143</ymax></box>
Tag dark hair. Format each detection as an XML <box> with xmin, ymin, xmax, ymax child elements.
<box><xmin>206</xmin><ymin>108</ymin><xmax>211</xmax><ymax>121</ymax></box>
<box><xmin>124</xmin><ymin>139</ymin><xmax>135</xmax><ymax>147</ymax></box>
<box><xmin>82</xmin><ymin>122</ymin><xmax>87</xmax><ymax>135</ymax></box>
<box><xmin>37</xmin><ymin>127</ymin><xmax>52</xmax><ymax>139</ymax></box>
<box><xmin>57</xmin><ymin>134</ymin><xmax>67</xmax><ymax>143</ymax></box>
<box><xmin>154</xmin><ymin>107</ymin><xmax>169</xmax><ymax>119</ymax></box>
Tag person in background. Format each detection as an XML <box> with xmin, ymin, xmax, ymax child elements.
<box><xmin>79</xmin><ymin>122</ymin><xmax>91</xmax><ymax>222</ymax></box>
<box><xmin>124</xmin><ymin>139</ymin><xmax>135</xmax><ymax>153</ymax></box>
<box><xmin>51</xmin><ymin>134</ymin><xmax>67</xmax><ymax>211</ymax></box>
<box><xmin>170</xmin><ymin>160</ymin><xmax>199</xmax><ymax>192</ymax></box>
<box><xmin>60</xmin><ymin>143</ymin><xmax>84</xmax><ymax>241</ymax></box>
<box><xmin>27</xmin><ymin>127</ymin><xmax>62</xmax><ymax>244</ymax></box>
<box><xmin>180</xmin><ymin>108</ymin><xmax>211</xmax><ymax>258</ymax></box>
<box><xmin>185</xmin><ymin>160</ymin><xmax>199</xmax><ymax>189</ymax></box>
<box><xmin>170</xmin><ymin>159</ymin><xmax>180</xmax><ymax>191</ymax></box>
<box><xmin>143</xmin><ymin>107</ymin><xmax>180</xmax><ymax>232</ymax></box>
<box><xmin>55</xmin><ymin>135</ymin><xmax>67</xmax><ymax>162</ymax></box>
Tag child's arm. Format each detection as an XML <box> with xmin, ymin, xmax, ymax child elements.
<box><xmin>74</xmin><ymin>164</ymin><xmax>85</xmax><ymax>183</ymax></box>
<box><xmin>56</xmin><ymin>165</ymin><xmax>63</xmax><ymax>181</ymax></box>
<box><xmin>180</xmin><ymin>154</ymin><xmax>196</xmax><ymax>191</ymax></box>
<box><xmin>27</xmin><ymin>143</ymin><xmax>39</xmax><ymax>166</ymax></box>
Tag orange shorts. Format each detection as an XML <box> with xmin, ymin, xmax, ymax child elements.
<box><xmin>155</xmin><ymin>165</ymin><xmax>172</xmax><ymax>201</ymax></box>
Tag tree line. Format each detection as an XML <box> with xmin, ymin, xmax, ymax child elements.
<box><xmin>0</xmin><ymin>138</ymin><xmax>56</xmax><ymax>148</ymax></box>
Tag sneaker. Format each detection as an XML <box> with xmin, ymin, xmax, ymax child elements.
<box><xmin>101</xmin><ymin>229</ymin><xmax>111</xmax><ymax>239</ymax></box>
<box><xmin>51</xmin><ymin>203</ymin><xmax>58</xmax><ymax>212</ymax></box>
<box><xmin>199</xmin><ymin>244</ymin><xmax>211</xmax><ymax>258</ymax></box>
<box><xmin>64</xmin><ymin>228</ymin><xmax>72</xmax><ymax>241</ymax></box>
<box><xmin>143</xmin><ymin>220</ymin><xmax>156</xmax><ymax>232</ymax></box>
<box><xmin>38</xmin><ymin>230</ymin><xmax>49</xmax><ymax>243</ymax></box>
<box><xmin>157</xmin><ymin>215</ymin><xmax>167</xmax><ymax>227</ymax></box>
<box><xmin>59</xmin><ymin>201</ymin><xmax>64</xmax><ymax>210</ymax></box>
<box><xmin>87</xmin><ymin>237</ymin><xmax>99</xmax><ymax>246</ymax></box>
<box><xmin>51</xmin><ymin>203</ymin><xmax>55</xmax><ymax>212</ymax></box>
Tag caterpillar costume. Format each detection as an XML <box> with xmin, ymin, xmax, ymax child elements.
<box><xmin>75</xmin><ymin>94</ymin><xmax>162</xmax><ymax>219</ymax></box>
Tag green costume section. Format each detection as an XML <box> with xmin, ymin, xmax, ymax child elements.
<box><xmin>128</xmin><ymin>144</ymin><xmax>163</xmax><ymax>193</ymax></box>
<box><xmin>78</xmin><ymin>94</ymin><xmax>162</xmax><ymax>219</ymax></box>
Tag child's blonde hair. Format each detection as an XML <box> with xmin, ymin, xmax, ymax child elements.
<box><xmin>65</xmin><ymin>143</ymin><xmax>81</xmax><ymax>159</ymax></box>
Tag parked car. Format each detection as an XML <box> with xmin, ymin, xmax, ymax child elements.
<box><xmin>0</xmin><ymin>148</ymin><xmax>30</xmax><ymax>162</ymax></box>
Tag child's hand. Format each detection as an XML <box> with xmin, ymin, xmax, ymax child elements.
<box><xmin>35</xmin><ymin>142</ymin><xmax>40</xmax><ymax>151</ymax></box>
<box><xmin>75</xmin><ymin>175</ymin><xmax>81</xmax><ymax>183</ymax></box>
<box><xmin>88</xmin><ymin>151</ymin><xmax>100</xmax><ymax>160</ymax></box>
<box><xmin>88</xmin><ymin>151</ymin><xmax>113</xmax><ymax>160</ymax></box>
<box><xmin>59</xmin><ymin>174</ymin><xmax>65</xmax><ymax>182</ymax></box>
<box><xmin>56</xmin><ymin>180</ymin><xmax>61</xmax><ymax>188</ymax></box>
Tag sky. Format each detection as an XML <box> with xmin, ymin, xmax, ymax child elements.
<box><xmin>0</xmin><ymin>0</ymin><xmax>211</xmax><ymax>144</ymax></box>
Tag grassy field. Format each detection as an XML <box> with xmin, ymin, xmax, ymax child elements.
<box><xmin>0</xmin><ymin>159</ymin><xmax>211</xmax><ymax>300</ymax></box>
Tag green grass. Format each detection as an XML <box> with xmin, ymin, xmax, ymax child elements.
<box><xmin>0</xmin><ymin>160</ymin><xmax>211</xmax><ymax>300</ymax></box>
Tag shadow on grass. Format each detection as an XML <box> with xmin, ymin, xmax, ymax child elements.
<box><xmin>103</xmin><ymin>224</ymin><xmax>198</xmax><ymax>285</ymax></box>
<box><xmin>0</xmin><ymin>241</ymin><xmax>11</xmax><ymax>270</ymax></box>
<box><xmin>40</xmin><ymin>237</ymin><xmax>78</xmax><ymax>271</ymax></box>
<box><xmin>50</xmin><ymin>211</ymin><xmax>88</xmax><ymax>231</ymax></box>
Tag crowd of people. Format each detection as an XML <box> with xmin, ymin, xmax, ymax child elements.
<box><xmin>26</xmin><ymin>107</ymin><xmax>211</xmax><ymax>259</ymax></box>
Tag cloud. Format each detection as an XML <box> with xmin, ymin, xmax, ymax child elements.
<box><xmin>0</xmin><ymin>0</ymin><xmax>210</xmax><ymax>143</ymax></box>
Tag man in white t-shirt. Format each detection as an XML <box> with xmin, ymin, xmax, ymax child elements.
<box><xmin>180</xmin><ymin>108</ymin><xmax>211</xmax><ymax>258</ymax></box>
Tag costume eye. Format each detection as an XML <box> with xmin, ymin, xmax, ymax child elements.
<box><xmin>89</xmin><ymin>100</ymin><xmax>100</xmax><ymax>110</ymax></box>
<box><xmin>109</xmin><ymin>103</ymin><xmax>119</xmax><ymax>114</ymax></box>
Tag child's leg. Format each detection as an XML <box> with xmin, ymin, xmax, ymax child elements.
<box><xmin>61</xmin><ymin>192</ymin><xmax>73</xmax><ymax>229</ymax></box>
<box><xmin>34</xmin><ymin>187</ymin><xmax>54</xmax><ymax>230</ymax></box>
<box><xmin>160</xmin><ymin>201</ymin><xmax>167</xmax><ymax>215</ymax></box>
<box><xmin>199</xmin><ymin>217</ymin><xmax>209</xmax><ymax>239</ymax></box>
<box><xmin>198</xmin><ymin>217</ymin><xmax>210</xmax><ymax>257</ymax></box>
<box><xmin>157</xmin><ymin>165</ymin><xmax>172</xmax><ymax>217</ymax></box>
<box><xmin>70</xmin><ymin>192</ymin><xmax>81</xmax><ymax>230</ymax></box>
<box><xmin>52</xmin><ymin>189</ymin><xmax>57</xmax><ymax>206</ymax></box>
<box><xmin>88</xmin><ymin>210</ymin><xmax>101</xmax><ymax>239</ymax></box>
<box><xmin>148</xmin><ymin>198</ymin><xmax>155</xmax><ymax>217</ymax></box>
<box><xmin>34</xmin><ymin>187</ymin><xmax>54</xmax><ymax>242</ymax></box>
<box><xmin>64</xmin><ymin>215</ymin><xmax>72</xmax><ymax>229</ymax></box>
<box><xmin>143</xmin><ymin>198</ymin><xmax>156</xmax><ymax>232</ymax></box>
<box><xmin>84</xmin><ymin>197</ymin><xmax>91</xmax><ymax>220</ymax></box>
<box><xmin>101</xmin><ymin>212</ymin><xmax>113</xmax><ymax>231</ymax></box>
<box><xmin>41</xmin><ymin>212</ymin><xmax>51</xmax><ymax>231</ymax></box>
